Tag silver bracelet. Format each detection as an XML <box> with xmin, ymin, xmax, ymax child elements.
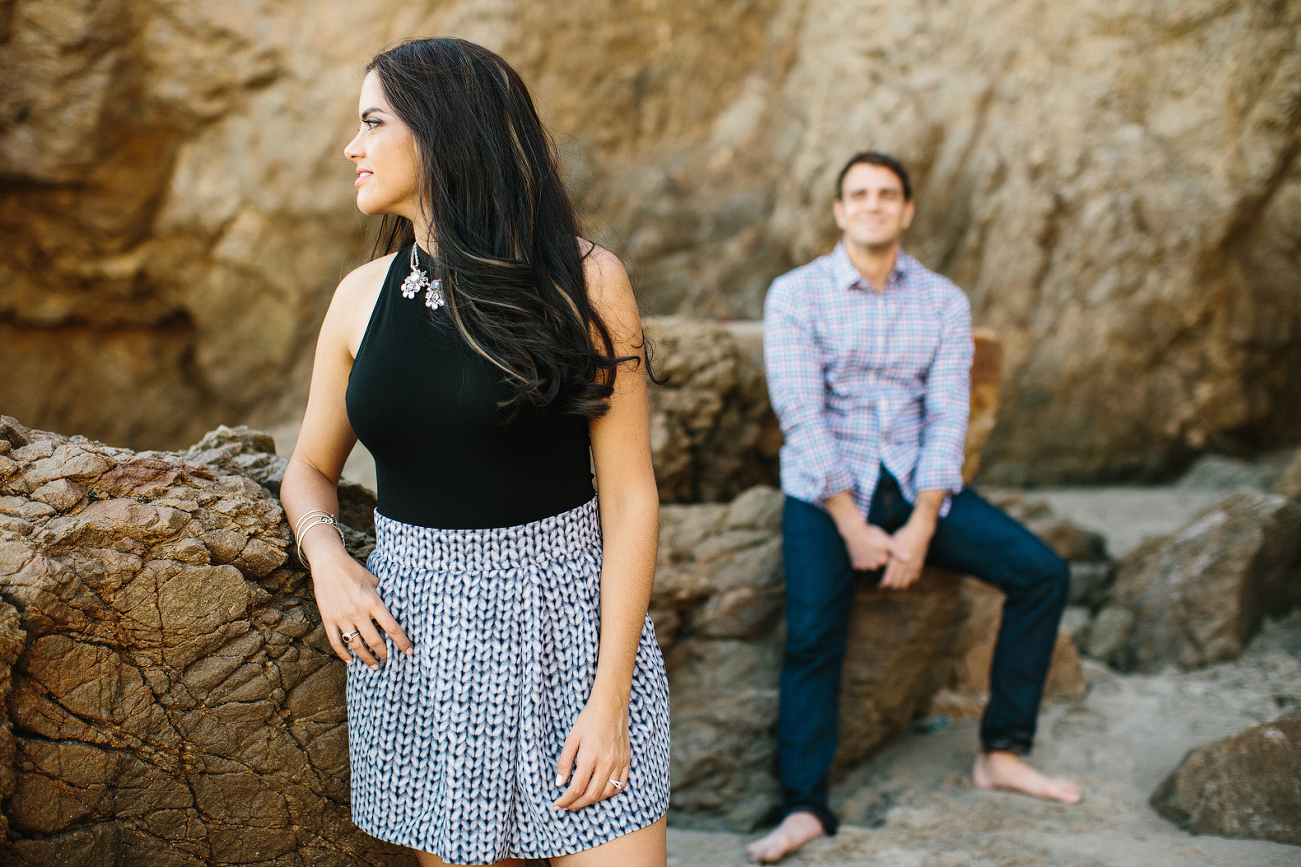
<box><xmin>296</xmin><ymin>515</ymin><xmax>345</xmax><ymax>569</ymax></box>
<box><xmin>294</xmin><ymin>509</ymin><xmax>334</xmax><ymax>541</ymax></box>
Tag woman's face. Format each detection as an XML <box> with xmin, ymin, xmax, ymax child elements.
<box><xmin>344</xmin><ymin>70</ymin><xmax>421</xmax><ymax>220</ymax></box>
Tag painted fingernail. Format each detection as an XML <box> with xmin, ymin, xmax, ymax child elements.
<box><xmin>369</xmin><ymin>664</ymin><xmax>380</xmax><ymax>671</ymax></box>
<box><xmin>555</xmin><ymin>775</ymin><xmax>565</xmax><ymax>787</ymax></box>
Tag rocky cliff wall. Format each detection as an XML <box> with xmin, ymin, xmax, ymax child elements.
<box><xmin>3</xmin><ymin>0</ymin><xmax>1299</xmax><ymax>481</ymax></box>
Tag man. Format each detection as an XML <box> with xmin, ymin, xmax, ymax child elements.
<box><xmin>748</xmin><ymin>152</ymin><xmax>1081</xmax><ymax>864</ymax></box>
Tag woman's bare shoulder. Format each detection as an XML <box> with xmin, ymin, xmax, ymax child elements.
<box><xmin>336</xmin><ymin>252</ymin><xmax>399</xmax><ymax>307</ymax></box>
<box><xmin>327</xmin><ymin>251</ymin><xmax>399</xmax><ymax>357</ymax></box>
<box><xmin>579</xmin><ymin>241</ymin><xmax>632</xmax><ymax>308</ymax></box>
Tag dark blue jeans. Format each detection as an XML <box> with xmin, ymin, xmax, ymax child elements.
<box><xmin>777</xmin><ymin>468</ymin><xmax>1069</xmax><ymax>834</ymax></box>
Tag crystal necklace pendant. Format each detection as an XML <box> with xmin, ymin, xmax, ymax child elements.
<box><xmin>424</xmin><ymin>278</ymin><xmax>444</xmax><ymax>310</ymax></box>
<box><xmin>402</xmin><ymin>243</ymin><xmax>445</xmax><ymax>310</ymax></box>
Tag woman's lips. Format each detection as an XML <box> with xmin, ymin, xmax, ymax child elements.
<box><xmin>355</xmin><ymin>170</ymin><xmax>372</xmax><ymax>188</ymax></box>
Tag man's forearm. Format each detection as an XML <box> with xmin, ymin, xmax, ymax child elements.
<box><xmin>907</xmin><ymin>489</ymin><xmax>946</xmax><ymax>532</ymax></box>
<box><xmin>824</xmin><ymin>490</ymin><xmax>865</xmax><ymax>531</ymax></box>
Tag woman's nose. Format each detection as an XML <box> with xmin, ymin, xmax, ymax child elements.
<box><xmin>344</xmin><ymin>130</ymin><xmax>364</xmax><ymax>160</ymax></box>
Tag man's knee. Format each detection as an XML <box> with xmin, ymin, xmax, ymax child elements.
<box><xmin>1011</xmin><ymin>548</ymin><xmax>1070</xmax><ymax>606</ymax></box>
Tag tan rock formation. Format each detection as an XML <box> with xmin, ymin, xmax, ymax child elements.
<box><xmin>645</xmin><ymin>317</ymin><xmax>781</xmax><ymax>504</ymax></box>
<box><xmin>0</xmin><ymin>416</ymin><xmax>970</xmax><ymax>847</ymax></box>
<box><xmin>4</xmin><ymin>1</ymin><xmax>1298</xmax><ymax>482</ymax></box>
<box><xmin>1152</xmin><ymin>710</ymin><xmax>1301</xmax><ymax>845</ymax></box>
<box><xmin>0</xmin><ymin>417</ymin><xmax>408</xmax><ymax>866</ymax></box>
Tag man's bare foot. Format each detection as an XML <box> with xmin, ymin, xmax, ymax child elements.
<box><xmin>745</xmin><ymin>811</ymin><xmax>825</xmax><ymax>863</ymax></box>
<box><xmin>972</xmin><ymin>750</ymin><xmax>1082</xmax><ymax>804</ymax></box>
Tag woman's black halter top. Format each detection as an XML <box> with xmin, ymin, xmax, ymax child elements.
<box><xmin>345</xmin><ymin>247</ymin><xmax>595</xmax><ymax>529</ymax></box>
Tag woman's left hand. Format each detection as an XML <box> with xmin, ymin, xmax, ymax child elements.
<box><xmin>552</xmin><ymin>693</ymin><xmax>631</xmax><ymax>811</ymax></box>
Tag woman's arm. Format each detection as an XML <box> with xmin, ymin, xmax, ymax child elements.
<box><xmin>280</xmin><ymin>256</ymin><xmax>411</xmax><ymax>670</ymax></box>
<box><xmin>553</xmin><ymin>246</ymin><xmax>659</xmax><ymax>811</ymax></box>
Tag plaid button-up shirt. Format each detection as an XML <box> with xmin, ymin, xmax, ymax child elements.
<box><xmin>763</xmin><ymin>242</ymin><xmax>973</xmax><ymax>519</ymax></box>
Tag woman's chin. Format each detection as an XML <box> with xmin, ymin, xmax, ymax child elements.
<box><xmin>354</xmin><ymin>196</ymin><xmax>384</xmax><ymax>216</ymax></box>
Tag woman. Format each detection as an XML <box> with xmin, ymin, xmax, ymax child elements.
<box><xmin>280</xmin><ymin>38</ymin><xmax>669</xmax><ymax>867</ymax></box>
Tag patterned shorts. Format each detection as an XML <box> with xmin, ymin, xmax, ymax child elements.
<box><xmin>347</xmin><ymin>496</ymin><xmax>671</xmax><ymax>863</ymax></box>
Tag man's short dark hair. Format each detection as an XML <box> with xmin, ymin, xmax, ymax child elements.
<box><xmin>835</xmin><ymin>152</ymin><xmax>912</xmax><ymax>201</ymax></box>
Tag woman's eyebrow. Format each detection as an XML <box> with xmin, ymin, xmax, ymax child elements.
<box><xmin>360</xmin><ymin>107</ymin><xmax>385</xmax><ymax>120</ymax></box>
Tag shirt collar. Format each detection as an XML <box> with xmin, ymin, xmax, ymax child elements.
<box><xmin>831</xmin><ymin>241</ymin><xmax>912</xmax><ymax>292</ymax></box>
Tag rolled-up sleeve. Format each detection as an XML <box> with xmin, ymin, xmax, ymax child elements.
<box><xmin>764</xmin><ymin>281</ymin><xmax>854</xmax><ymax>502</ymax></box>
<box><xmin>914</xmin><ymin>291</ymin><xmax>973</xmax><ymax>496</ymax></box>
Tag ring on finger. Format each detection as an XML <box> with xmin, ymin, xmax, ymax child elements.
<box><xmin>341</xmin><ymin>630</ymin><xmax>360</xmax><ymax>643</ymax></box>
<box><xmin>609</xmin><ymin>778</ymin><xmax>624</xmax><ymax>790</ymax></box>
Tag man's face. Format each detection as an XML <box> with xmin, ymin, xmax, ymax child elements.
<box><xmin>833</xmin><ymin>163</ymin><xmax>915</xmax><ymax>251</ymax></box>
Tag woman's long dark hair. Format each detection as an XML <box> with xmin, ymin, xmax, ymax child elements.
<box><xmin>366</xmin><ymin>38</ymin><xmax>641</xmax><ymax>418</ymax></box>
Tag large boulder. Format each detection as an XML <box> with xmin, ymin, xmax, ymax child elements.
<box><xmin>0</xmin><ymin>417</ymin><xmax>408</xmax><ymax>866</ymax></box>
<box><xmin>4</xmin><ymin>0</ymin><xmax>1300</xmax><ymax>483</ymax></box>
<box><xmin>655</xmin><ymin>486</ymin><xmax>968</xmax><ymax>831</ymax></box>
<box><xmin>1151</xmin><ymin>711</ymin><xmax>1301</xmax><ymax>845</ymax></box>
<box><xmin>645</xmin><ymin>318</ymin><xmax>781</xmax><ymax>504</ymax></box>
<box><xmin>1081</xmin><ymin>490</ymin><xmax>1301</xmax><ymax>672</ymax></box>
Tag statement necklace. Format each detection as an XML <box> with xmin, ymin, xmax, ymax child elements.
<box><xmin>400</xmin><ymin>243</ymin><xmax>445</xmax><ymax>310</ymax></box>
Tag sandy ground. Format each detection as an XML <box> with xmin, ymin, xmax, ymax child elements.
<box><xmin>667</xmin><ymin>618</ymin><xmax>1301</xmax><ymax>866</ymax></box>
<box><xmin>1016</xmin><ymin>487</ymin><xmax>1224</xmax><ymax>558</ymax></box>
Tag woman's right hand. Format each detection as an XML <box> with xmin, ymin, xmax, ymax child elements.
<box><xmin>310</xmin><ymin>548</ymin><xmax>413</xmax><ymax>669</ymax></box>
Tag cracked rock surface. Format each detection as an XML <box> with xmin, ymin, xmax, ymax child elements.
<box><xmin>0</xmin><ymin>417</ymin><xmax>408</xmax><ymax>866</ymax></box>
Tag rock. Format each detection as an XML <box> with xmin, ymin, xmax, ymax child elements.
<box><xmin>0</xmin><ymin>419</ymin><xmax>986</xmax><ymax>843</ymax></box>
<box><xmin>985</xmin><ymin>492</ymin><xmax>1108</xmax><ymax>562</ymax></box>
<box><xmin>1151</xmin><ymin>711</ymin><xmax>1301</xmax><ymax>845</ymax></box>
<box><xmin>655</xmin><ymin>489</ymin><xmax>785</xmax><ymax>830</ymax></box>
<box><xmin>1067</xmin><ymin>562</ymin><xmax>1113</xmax><ymax>608</ymax></box>
<box><xmin>657</xmin><ymin>485</ymin><xmax>969</xmax><ymax>830</ymax></box>
<box><xmin>1177</xmin><ymin>455</ymin><xmax>1274</xmax><ymax>492</ymax></box>
<box><xmin>963</xmin><ymin>329</ymin><xmax>1003</xmax><ymax>484</ymax></box>
<box><xmin>927</xmin><ymin>579</ymin><xmax>1086</xmax><ymax>721</ymax></box>
<box><xmin>834</xmin><ymin>569</ymin><xmax>968</xmax><ymax>772</ymax></box>
<box><xmin>1082</xmin><ymin>490</ymin><xmax>1301</xmax><ymax>672</ymax></box>
<box><xmin>1275</xmin><ymin>451</ymin><xmax>1301</xmax><ymax>501</ymax></box>
<box><xmin>6</xmin><ymin>1</ymin><xmax>1298</xmax><ymax>481</ymax></box>
<box><xmin>645</xmin><ymin>318</ymin><xmax>781</xmax><ymax>503</ymax></box>
<box><xmin>0</xmin><ymin>418</ymin><xmax>406</xmax><ymax>866</ymax></box>
<box><xmin>1029</xmin><ymin>518</ymin><xmax>1108</xmax><ymax>565</ymax></box>
<box><xmin>185</xmin><ymin>424</ymin><xmax>378</xmax><ymax>537</ymax></box>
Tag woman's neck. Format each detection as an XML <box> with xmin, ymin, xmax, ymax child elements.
<box><xmin>411</xmin><ymin>217</ymin><xmax>437</xmax><ymax>257</ymax></box>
